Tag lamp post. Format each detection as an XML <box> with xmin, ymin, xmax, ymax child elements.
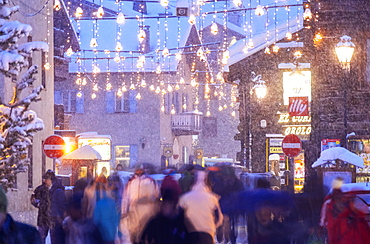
<box><xmin>244</xmin><ymin>72</ymin><xmax>267</xmax><ymax>172</ymax></box>
<box><xmin>335</xmin><ymin>35</ymin><xmax>355</xmax><ymax>148</ymax></box>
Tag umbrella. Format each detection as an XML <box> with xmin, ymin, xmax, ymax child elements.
<box><xmin>312</xmin><ymin>147</ymin><xmax>364</xmax><ymax>168</ymax></box>
<box><xmin>62</xmin><ymin>145</ymin><xmax>102</xmax><ymax>160</ymax></box>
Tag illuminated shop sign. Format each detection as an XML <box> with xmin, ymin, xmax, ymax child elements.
<box><xmin>283</xmin><ymin>71</ymin><xmax>311</xmax><ymax>105</ymax></box>
<box><xmin>278</xmin><ymin>114</ymin><xmax>311</xmax><ymax>123</ymax></box>
<box><xmin>283</xmin><ymin>125</ymin><xmax>311</xmax><ymax>136</ymax></box>
<box><xmin>278</xmin><ymin>114</ymin><xmax>311</xmax><ymax>136</ymax></box>
<box><xmin>78</xmin><ymin>138</ymin><xmax>111</xmax><ymax>160</ymax></box>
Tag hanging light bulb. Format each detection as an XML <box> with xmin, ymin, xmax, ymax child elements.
<box><xmin>65</xmin><ymin>47</ymin><xmax>73</xmax><ymax>57</ymax></box>
<box><xmin>160</xmin><ymin>0</ymin><xmax>169</xmax><ymax>7</ymax></box>
<box><xmin>75</xmin><ymin>78</ymin><xmax>81</xmax><ymax>85</ymax></box>
<box><xmin>180</xmin><ymin>77</ymin><xmax>185</xmax><ymax>84</ymax></box>
<box><xmin>218</xmin><ymin>105</ymin><xmax>223</xmax><ymax>111</ymax></box>
<box><xmin>175</xmin><ymin>84</ymin><xmax>180</xmax><ymax>90</ymax></box>
<box><xmin>272</xmin><ymin>45</ymin><xmax>280</xmax><ymax>53</ymax></box>
<box><xmin>138</xmin><ymin>29</ymin><xmax>146</xmax><ymax>43</ymax></box>
<box><xmin>117</xmin><ymin>89</ymin><xmax>123</xmax><ymax>97</ymax></box>
<box><xmin>191</xmin><ymin>79</ymin><xmax>197</xmax><ymax>87</ymax></box>
<box><xmin>106</xmin><ymin>83</ymin><xmax>112</xmax><ymax>91</ymax></box>
<box><xmin>130</xmin><ymin>84</ymin><xmax>135</xmax><ymax>90</ymax></box>
<box><xmin>223</xmin><ymin>104</ymin><xmax>227</xmax><ymax>109</ymax></box>
<box><xmin>195</xmin><ymin>97</ymin><xmax>199</xmax><ymax>104</ymax></box>
<box><xmin>155</xmin><ymin>86</ymin><xmax>161</xmax><ymax>94</ymax></box>
<box><xmin>206</xmin><ymin>111</ymin><xmax>211</xmax><ymax>116</ymax></box>
<box><xmin>286</xmin><ymin>32</ymin><xmax>292</xmax><ymax>40</ymax></box>
<box><xmin>93</xmin><ymin>65</ymin><xmax>100</xmax><ymax>73</ymax></box>
<box><xmin>188</xmin><ymin>15</ymin><xmax>196</xmax><ymax>25</ymax></box>
<box><xmin>75</xmin><ymin>7</ymin><xmax>83</xmax><ymax>18</ymax></box>
<box><xmin>176</xmin><ymin>52</ymin><xmax>182</xmax><ymax>60</ymax></box>
<box><xmin>161</xmin><ymin>106</ymin><xmax>165</xmax><ymax>112</ymax></box>
<box><xmin>197</xmin><ymin>0</ymin><xmax>205</xmax><ymax>6</ymax></box>
<box><xmin>90</xmin><ymin>38</ymin><xmax>98</xmax><ymax>48</ymax></box>
<box><xmin>233</xmin><ymin>0</ymin><xmax>242</xmax><ymax>7</ymax></box>
<box><xmin>141</xmin><ymin>79</ymin><xmax>147</xmax><ymax>88</ymax></box>
<box><xmin>216</xmin><ymin>72</ymin><xmax>223</xmax><ymax>81</ymax></box>
<box><xmin>77</xmin><ymin>91</ymin><xmax>82</xmax><ymax>98</ymax></box>
<box><xmin>183</xmin><ymin>103</ymin><xmax>187</xmax><ymax>109</ymax></box>
<box><xmin>44</xmin><ymin>62</ymin><xmax>51</xmax><ymax>70</ymax></box>
<box><xmin>136</xmin><ymin>93</ymin><xmax>141</xmax><ymax>100</ymax></box>
<box><xmin>104</xmin><ymin>50</ymin><xmax>110</xmax><ymax>54</ymax></box>
<box><xmin>114</xmin><ymin>54</ymin><xmax>121</xmax><ymax>63</ymax></box>
<box><xmin>91</xmin><ymin>93</ymin><xmax>97</xmax><ymax>99</ymax></box>
<box><xmin>197</xmin><ymin>47</ymin><xmax>204</xmax><ymax>57</ymax></box>
<box><xmin>255</xmin><ymin>5</ymin><xmax>265</xmax><ymax>16</ymax></box>
<box><xmin>156</xmin><ymin>65</ymin><xmax>162</xmax><ymax>74</ymax></box>
<box><xmin>149</xmin><ymin>85</ymin><xmax>155</xmax><ymax>91</ymax></box>
<box><xmin>222</xmin><ymin>50</ymin><xmax>229</xmax><ymax>65</ymax></box>
<box><xmin>167</xmin><ymin>84</ymin><xmax>173</xmax><ymax>92</ymax></box>
<box><xmin>243</xmin><ymin>45</ymin><xmax>249</xmax><ymax>54</ymax></box>
<box><xmin>248</xmin><ymin>39</ymin><xmax>254</xmax><ymax>49</ymax></box>
<box><xmin>171</xmin><ymin>107</ymin><xmax>176</xmax><ymax>114</ymax></box>
<box><xmin>264</xmin><ymin>47</ymin><xmax>271</xmax><ymax>54</ymax></box>
<box><xmin>162</xmin><ymin>47</ymin><xmax>169</xmax><ymax>57</ymax></box>
<box><xmin>136</xmin><ymin>55</ymin><xmax>145</xmax><ymax>68</ymax></box>
<box><xmin>211</xmin><ymin>22</ymin><xmax>218</xmax><ymax>35</ymax></box>
<box><xmin>115</xmin><ymin>42</ymin><xmax>123</xmax><ymax>51</ymax></box>
<box><xmin>93</xmin><ymin>84</ymin><xmax>99</xmax><ymax>91</ymax></box>
<box><xmin>229</xmin><ymin>36</ymin><xmax>237</xmax><ymax>47</ymax></box>
<box><xmin>54</xmin><ymin>0</ymin><xmax>61</xmax><ymax>11</ymax></box>
<box><xmin>82</xmin><ymin>77</ymin><xmax>87</xmax><ymax>86</ymax></box>
<box><xmin>116</xmin><ymin>12</ymin><xmax>125</xmax><ymax>24</ymax></box>
<box><xmin>97</xmin><ymin>6</ymin><xmax>104</xmax><ymax>18</ymax></box>
<box><xmin>231</xmin><ymin>111</ymin><xmax>236</xmax><ymax>117</ymax></box>
<box><xmin>122</xmin><ymin>86</ymin><xmax>127</xmax><ymax>92</ymax></box>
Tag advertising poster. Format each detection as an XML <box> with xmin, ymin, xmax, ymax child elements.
<box><xmin>321</xmin><ymin>139</ymin><xmax>341</xmax><ymax>152</ymax></box>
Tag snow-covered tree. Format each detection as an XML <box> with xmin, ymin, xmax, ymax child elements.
<box><xmin>0</xmin><ymin>0</ymin><xmax>48</xmax><ymax>190</ymax></box>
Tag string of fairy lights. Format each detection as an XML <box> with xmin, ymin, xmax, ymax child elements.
<box><xmin>53</xmin><ymin>0</ymin><xmax>315</xmax><ymax>117</ymax></box>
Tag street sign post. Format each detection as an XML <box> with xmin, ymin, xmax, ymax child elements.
<box><xmin>282</xmin><ymin>134</ymin><xmax>302</xmax><ymax>158</ymax></box>
<box><xmin>43</xmin><ymin>135</ymin><xmax>66</xmax><ymax>159</ymax></box>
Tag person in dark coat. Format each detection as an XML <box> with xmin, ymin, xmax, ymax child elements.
<box><xmin>178</xmin><ymin>165</ymin><xmax>195</xmax><ymax>194</ymax></box>
<box><xmin>31</xmin><ymin>172</ymin><xmax>53</xmax><ymax>243</ymax></box>
<box><xmin>47</xmin><ymin>170</ymin><xmax>67</xmax><ymax>244</ymax></box>
<box><xmin>0</xmin><ymin>186</ymin><xmax>42</xmax><ymax>244</ymax></box>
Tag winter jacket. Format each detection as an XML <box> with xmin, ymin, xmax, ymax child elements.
<box><xmin>50</xmin><ymin>179</ymin><xmax>67</xmax><ymax>218</ymax></box>
<box><xmin>32</xmin><ymin>183</ymin><xmax>52</xmax><ymax>227</ymax></box>
<box><xmin>0</xmin><ymin>214</ymin><xmax>42</xmax><ymax>244</ymax></box>
<box><xmin>178</xmin><ymin>171</ymin><xmax>223</xmax><ymax>237</ymax></box>
<box><xmin>178</xmin><ymin>172</ymin><xmax>194</xmax><ymax>194</ymax></box>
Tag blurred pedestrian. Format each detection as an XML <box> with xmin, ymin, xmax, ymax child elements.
<box><xmin>63</xmin><ymin>192</ymin><xmax>104</xmax><ymax>244</ymax></box>
<box><xmin>108</xmin><ymin>173</ymin><xmax>124</xmax><ymax>242</ymax></box>
<box><xmin>116</xmin><ymin>164</ymin><xmax>124</xmax><ymax>171</ymax></box>
<box><xmin>161</xmin><ymin>169</ymin><xmax>181</xmax><ymax>202</ymax></box>
<box><xmin>31</xmin><ymin>172</ymin><xmax>53</xmax><ymax>243</ymax></box>
<box><xmin>83</xmin><ymin>178</ymin><xmax>97</xmax><ymax>219</ymax></box>
<box><xmin>140</xmin><ymin>188</ymin><xmax>187</xmax><ymax>244</ymax></box>
<box><xmin>320</xmin><ymin>177</ymin><xmax>370</xmax><ymax>244</ymax></box>
<box><xmin>0</xmin><ymin>186</ymin><xmax>42</xmax><ymax>244</ymax></box>
<box><xmin>48</xmin><ymin>170</ymin><xmax>67</xmax><ymax>244</ymax></box>
<box><xmin>178</xmin><ymin>170</ymin><xmax>223</xmax><ymax>244</ymax></box>
<box><xmin>93</xmin><ymin>175</ymin><xmax>119</xmax><ymax>244</ymax></box>
<box><xmin>178</xmin><ymin>165</ymin><xmax>195</xmax><ymax>194</ymax></box>
<box><xmin>122</xmin><ymin>167</ymin><xmax>159</xmax><ymax>244</ymax></box>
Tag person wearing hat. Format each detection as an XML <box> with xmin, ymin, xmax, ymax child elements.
<box><xmin>31</xmin><ymin>171</ymin><xmax>53</xmax><ymax>243</ymax></box>
<box><xmin>0</xmin><ymin>186</ymin><xmax>42</xmax><ymax>243</ymax></box>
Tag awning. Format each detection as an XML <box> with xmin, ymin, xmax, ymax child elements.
<box><xmin>312</xmin><ymin>147</ymin><xmax>364</xmax><ymax>168</ymax></box>
<box><xmin>63</xmin><ymin>145</ymin><xmax>102</xmax><ymax>160</ymax></box>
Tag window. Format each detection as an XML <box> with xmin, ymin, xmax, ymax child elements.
<box><xmin>106</xmin><ymin>90</ymin><xmax>137</xmax><ymax>113</ymax></box>
<box><xmin>115</xmin><ymin>145</ymin><xmax>138</xmax><ymax>169</ymax></box>
<box><xmin>164</xmin><ymin>92</ymin><xmax>181</xmax><ymax>114</ymax></box>
<box><xmin>54</xmin><ymin>90</ymin><xmax>84</xmax><ymax>113</ymax></box>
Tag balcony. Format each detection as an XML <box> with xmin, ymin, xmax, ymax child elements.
<box><xmin>172</xmin><ymin>112</ymin><xmax>202</xmax><ymax>136</ymax></box>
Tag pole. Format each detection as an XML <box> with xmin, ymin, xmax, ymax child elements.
<box><xmin>343</xmin><ymin>69</ymin><xmax>349</xmax><ymax>148</ymax></box>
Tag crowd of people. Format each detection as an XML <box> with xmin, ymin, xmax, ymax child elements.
<box><xmin>1</xmin><ymin>165</ymin><xmax>370</xmax><ymax>244</ymax></box>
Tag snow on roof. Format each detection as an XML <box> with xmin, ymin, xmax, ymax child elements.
<box><xmin>68</xmin><ymin>0</ymin><xmax>304</xmax><ymax>73</ymax></box>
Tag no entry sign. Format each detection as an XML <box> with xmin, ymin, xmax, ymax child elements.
<box><xmin>282</xmin><ymin>134</ymin><xmax>302</xmax><ymax>158</ymax></box>
<box><xmin>43</xmin><ymin>135</ymin><xmax>66</xmax><ymax>159</ymax></box>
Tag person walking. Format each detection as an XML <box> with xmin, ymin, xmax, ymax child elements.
<box><xmin>178</xmin><ymin>170</ymin><xmax>223</xmax><ymax>244</ymax></box>
<box><xmin>48</xmin><ymin>170</ymin><xmax>67</xmax><ymax>244</ymax></box>
<box><xmin>31</xmin><ymin>172</ymin><xmax>53</xmax><ymax>243</ymax></box>
<box><xmin>121</xmin><ymin>167</ymin><xmax>159</xmax><ymax>244</ymax></box>
<box><xmin>178</xmin><ymin>165</ymin><xmax>195</xmax><ymax>194</ymax></box>
<box><xmin>0</xmin><ymin>187</ymin><xmax>42</xmax><ymax>244</ymax></box>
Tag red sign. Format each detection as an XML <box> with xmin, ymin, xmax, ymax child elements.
<box><xmin>289</xmin><ymin>97</ymin><xmax>309</xmax><ymax>116</ymax></box>
<box><xmin>282</xmin><ymin>134</ymin><xmax>302</xmax><ymax>157</ymax></box>
<box><xmin>43</xmin><ymin>135</ymin><xmax>65</xmax><ymax>159</ymax></box>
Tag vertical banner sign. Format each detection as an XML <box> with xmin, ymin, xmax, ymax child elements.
<box><xmin>289</xmin><ymin>97</ymin><xmax>309</xmax><ymax>117</ymax></box>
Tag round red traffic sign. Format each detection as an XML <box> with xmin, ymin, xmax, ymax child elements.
<box><xmin>282</xmin><ymin>134</ymin><xmax>302</xmax><ymax>158</ymax></box>
<box><xmin>43</xmin><ymin>135</ymin><xmax>66</xmax><ymax>159</ymax></box>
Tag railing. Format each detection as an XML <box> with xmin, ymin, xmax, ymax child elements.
<box><xmin>171</xmin><ymin>112</ymin><xmax>202</xmax><ymax>135</ymax></box>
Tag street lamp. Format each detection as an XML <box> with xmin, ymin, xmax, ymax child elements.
<box><xmin>335</xmin><ymin>35</ymin><xmax>355</xmax><ymax>148</ymax></box>
<box><xmin>244</xmin><ymin>72</ymin><xmax>267</xmax><ymax>172</ymax></box>
<box><xmin>335</xmin><ymin>35</ymin><xmax>355</xmax><ymax>71</ymax></box>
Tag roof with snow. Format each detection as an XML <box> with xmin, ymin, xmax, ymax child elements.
<box><xmin>66</xmin><ymin>0</ymin><xmax>304</xmax><ymax>73</ymax></box>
